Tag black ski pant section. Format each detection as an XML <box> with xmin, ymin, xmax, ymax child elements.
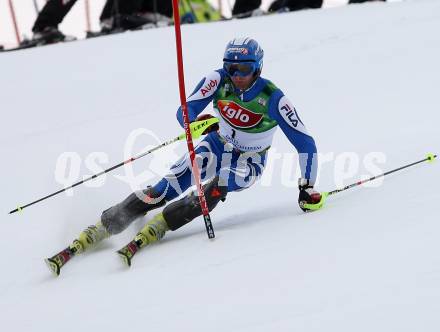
<box><xmin>163</xmin><ymin>177</ymin><xmax>228</xmax><ymax>231</ymax></box>
<box><xmin>349</xmin><ymin>0</ymin><xmax>385</xmax><ymax>3</ymax></box>
<box><xmin>33</xmin><ymin>0</ymin><xmax>173</xmax><ymax>32</ymax></box>
<box><xmin>33</xmin><ymin>0</ymin><xmax>78</xmax><ymax>32</ymax></box>
<box><xmin>232</xmin><ymin>0</ymin><xmax>262</xmax><ymax>16</ymax></box>
<box><xmin>100</xmin><ymin>0</ymin><xmax>173</xmax><ymax>21</ymax></box>
<box><xmin>100</xmin><ymin>0</ymin><xmax>143</xmax><ymax>21</ymax></box>
<box><xmin>140</xmin><ymin>0</ymin><xmax>173</xmax><ymax>18</ymax></box>
<box><xmin>268</xmin><ymin>0</ymin><xmax>323</xmax><ymax>12</ymax></box>
<box><xmin>101</xmin><ymin>187</ymin><xmax>166</xmax><ymax>235</ymax></box>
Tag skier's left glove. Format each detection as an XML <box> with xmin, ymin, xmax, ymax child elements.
<box><xmin>298</xmin><ymin>178</ymin><xmax>322</xmax><ymax>212</ymax></box>
<box><xmin>194</xmin><ymin>114</ymin><xmax>219</xmax><ymax>135</ymax></box>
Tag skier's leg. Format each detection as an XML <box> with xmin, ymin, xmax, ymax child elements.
<box><xmin>162</xmin><ymin>176</ymin><xmax>228</xmax><ymax>231</ymax></box>
<box><xmin>119</xmin><ymin>211</ymin><xmax>169</xmax><ymax>262</ymax></box>
<box><xmin>100</xmin><ymin>134</ymin><xmax>218</xmax><ymax>236</ymax></box>
<box><xmin>100</xmin><ymin>186</ymin><xmax>167</xmax><ymax>235</ymax></box>
<box><xmin>45</xmin><ymin>220</ymin><xmax>111</xmax><ymax>276</ymax></box>
<box><xmin>68</xmin><ymin>221</ymin><xmax>110</xmax><ymax>254</ymax></box>
<box><xmin>116</xmin><ymin>135</ymin><xmax>223</xmax><ymax>263</ymax></box>
<box><xmin>46</xmin><ymin>136</ymin><xmax>219</xmax><ymax>274</ymax></box>
<box><xmin>146</xmin><ymin>134</ymin><xmax>268</xmax><ymax>233</ymax></box>
<box><xmin>116</xmin><ymin>176</ymin><xmax>227</xmax><ymax>266</ymax></box>
<box><xmin>220</xmin><ymin>149</ymin><xmax>268</xmax><ymax>192</ymax></box>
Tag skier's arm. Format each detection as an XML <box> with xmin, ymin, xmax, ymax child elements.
<box><xmin>176</xmin><ymin>70</ymin><xmax>223</xmax><ymax>128</ymax></box>
<box><xmin>268</xmin><ymin>90</ymin><xmax>318</xmax><ymax>184</ymax></box>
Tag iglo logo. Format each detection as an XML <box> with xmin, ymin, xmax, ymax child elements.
<box><xmin>218</xmin><ymin>100</ymin><xmax>263</xmax><ymax>129</ymax></box>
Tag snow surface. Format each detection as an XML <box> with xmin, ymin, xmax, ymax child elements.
<box><xmin>1</xmin><ymin>1</ymin><xmax>440</xmax><ymax>331</ymax></box>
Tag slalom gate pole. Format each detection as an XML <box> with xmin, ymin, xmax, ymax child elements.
<box><xmin>32</xmin><ymin>0</ymin><xmax>39</xmax><ymax>14</ymax></box>
<box><xmin>8</xmin><ymin>0</ymin><xmax>21</xmax><ymax>45</ymax></box>
<box><xmin>171</xmin><ymin>0</ymin><xmax>215</xmax><ymax>239</ymax></box>
<box><xmin>84</xmin><ymin>0</ymin><xmax>91</xmax><ymax>32</ymax></box>
<box><xmin>8</xmin><ymin>118</ymin><xmax>219</xmax><ymax>215</ymax></box>
<box><xmin>302</xmin><ymin>153</ymin><xmax>437</xmax><ymax>211</ymax></box>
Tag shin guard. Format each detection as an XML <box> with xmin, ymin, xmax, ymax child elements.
<box><xmin>101</xmin><ymin>187</ymin><xmax>166</xmax><ymax>235</ymax></box>
<box><xmin>163</xmin><ymin>177</ymin><xmax>227</xmax><ymax>231</ymax></box>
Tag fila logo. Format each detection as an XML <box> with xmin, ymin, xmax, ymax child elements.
<box><xmin>218</xmin><ymin>100</ymin><xmax>263</xmax><ymax>128</ymax></box>
<box><xmin>280</xmin><ymin>104</ymin><xmax>300</xmax><ymax>128</ymax></box>
<box><xmin>200</xmin><ymin>79</ymin><xmax>218</xmax><ymax>97</ymax></box>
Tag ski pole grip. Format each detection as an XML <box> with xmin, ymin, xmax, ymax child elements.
<box><xmin>178</xmin><ymin>117</ymin><xmax>220</xmax><ymax>140</ymax></box>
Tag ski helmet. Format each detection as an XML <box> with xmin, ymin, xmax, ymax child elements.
<box><xmin>223</xmin><ymin>37</ymin><xmax>264</xmax><ymax>77</ymax></box>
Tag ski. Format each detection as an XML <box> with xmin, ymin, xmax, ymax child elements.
<box><xmin>45</xmin><ymin>240</ymin><xmax>82</xmax><ymax>276</ymax></box>
<box><xmin>86</xmin><ymin>28</ymin><xmax>124</xmax><ymax>39</ymax></box>
<box><xmin>45</xmin><ymin>248</ymin><xmax>74</xmax><ymax>276</ymax></box>
<box><xmin>117</xmin><ymin>241</ymin><xmax>140</xmax><ymax>267</ymax></box>
<box><xmin>1</xmin><ymin>36</ymin><xmax>76</xmax><ymax>53</ymax></box>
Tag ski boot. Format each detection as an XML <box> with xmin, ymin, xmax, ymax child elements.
<box><xmin>117</xmin><ymin>213</ymin><xmax>168</xmax><ymax>267</ymax></box>
<box><xmin>45</xmin><ymin>221</ymin><xmax>110</xmax><ymax>276</ymax></box>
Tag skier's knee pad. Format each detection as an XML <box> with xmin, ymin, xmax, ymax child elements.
<box><xmin>101</xmin><ymin>187</ymin><xmax>166</xmax><ymax>235</ymax></box>
<box><xmin>163</xmin><ymin>177</ymin><xmax>227</xmax><ymax>231</ymax></box>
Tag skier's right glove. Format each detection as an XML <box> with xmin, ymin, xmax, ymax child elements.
<box><xmin>195</xmin><ymin>114</ymin><xmax>219</xmax><ymax>135</ymax></box>
<box><xmin>298</xmin><ymin>178</ymin><xmax>322</xmax><ymax>212</ymax></box>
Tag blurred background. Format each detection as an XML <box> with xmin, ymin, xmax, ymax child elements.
<box><xmin>0</xmin><ymin>0</ymin><xmax>353</xmax><ymax>48</ymax></box>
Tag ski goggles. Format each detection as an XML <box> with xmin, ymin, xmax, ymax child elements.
<box><xmin>223</xmin><ymin>61</ymin><xmax>257</xmax><ymax>77</ymax></box>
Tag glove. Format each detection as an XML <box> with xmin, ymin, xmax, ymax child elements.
<box><xmin>195</xmin><ymin>114</ymin><xmax>219</xmax><ymax>135</ymax></box>
<box><xmin>298</xmin><ymin>178</ymin><xmax>322</xmax><ymax>212</ymax></box>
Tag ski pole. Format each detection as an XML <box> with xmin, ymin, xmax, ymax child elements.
<box><xmin>9</xmin><ymin>118</ymin><xmax>219</xmax><ymax>215</ymax></box>
<box><xmin>302</xmin><ymin>153</ymin><xmax>437</xmax><ymax>211</ymax></box>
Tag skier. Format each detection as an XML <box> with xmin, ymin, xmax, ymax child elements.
<box><xmin>46</xmin><ymin>37</ymin><xmax>322</xmax><ymax>275</ymax></box>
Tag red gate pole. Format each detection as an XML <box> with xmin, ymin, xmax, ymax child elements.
<box><xmin>171</xmin><ymin>0</ymin><xmax>215</xmax><ymax>239</ymax></box>
<box><xmin>8</xmin><ymin>0</ymin><xmax>21</xmax><ymax>45</ymax></box>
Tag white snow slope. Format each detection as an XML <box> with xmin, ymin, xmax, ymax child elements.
<box><xmin>1</xmin><ymin>1</ymin><xmax>439</xmax><ymax>331</ymax></box>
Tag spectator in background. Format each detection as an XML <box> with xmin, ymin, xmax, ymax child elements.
<box><xmin>98</xmin><ymin>0</ymin><xmax>173</xmax><ymax>34</ymax></box>
<box><xmin>26</xmin><ymin>0</ymin><xmax>219</xmax><ymax>45</ymax></box>
<box><xmin>29</xmin><ymin>0</ymin><xmax>172</xmax><ymax>44</ymax></box>
<box><xmin>28</xmin><ymin>0</ymin><xmax>158</xmax><ymax>44</ymax></box>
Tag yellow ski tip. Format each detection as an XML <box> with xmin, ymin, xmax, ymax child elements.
<box><xmin>45</xmin><ymin>258</ymin><xmax>60</xmax><ymax>277</ymax></box>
